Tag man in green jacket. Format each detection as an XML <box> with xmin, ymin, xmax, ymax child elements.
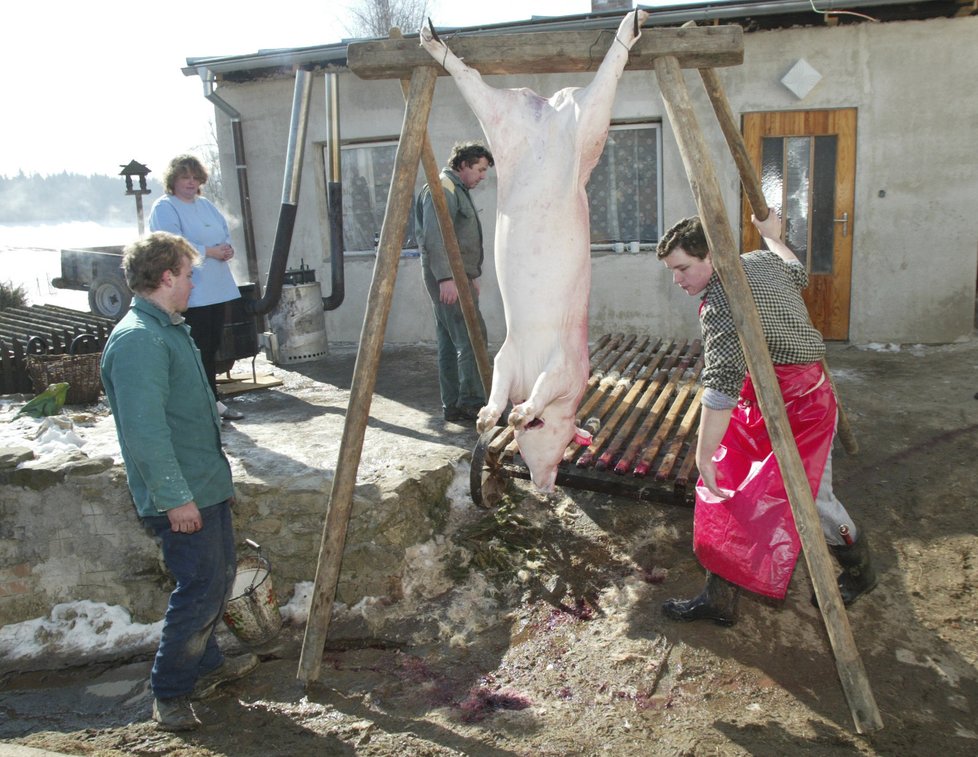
<box><xmin>101</xmin><ymin>232</ymin><xmax>257</xmax><ymax>731</ymax></box>
<box><xmin>415</xmin><ymin>140</ymin><xmax>494</xmax><ymax>422</ymax></box>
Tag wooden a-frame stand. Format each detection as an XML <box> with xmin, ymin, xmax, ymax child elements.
<box><xmin>297</xmin><ymin>21</ymin><xmax>882</xmax><ymax>734</ymax></box>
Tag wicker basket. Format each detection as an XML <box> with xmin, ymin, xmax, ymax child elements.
<box><xmin>26</xmin><ymin>352</ymin><xmax>104</xmax><ymax>405</ymax></box>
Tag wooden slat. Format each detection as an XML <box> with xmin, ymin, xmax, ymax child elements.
<box><xmin>348</xmin><ymin>26</ymin><xmax>743</xmax><ymax>80</ymax></box>
<box><xmin>573</xmin><ymin>338</ymin><xmax>668</xmax><ymax>467</ymax></box>
<box><xmin>391</xmin><ymin>28</ymin><xmax>493</xmax><ymax>398</ymax></box>
<box><xmin>657</xmin><ymin>383</ymin><xmax>704</xmax><ymax>482</ymax></box>
<box><xmin>633</xmin><ymin>356</ymin><xmax>703</xmax><ymax>477</ymax></box>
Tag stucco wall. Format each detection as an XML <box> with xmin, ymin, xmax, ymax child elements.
<box><xmin>213</xmin><ymin>15</ymin><xmax>978</xmax><ymax>346</ymax></box>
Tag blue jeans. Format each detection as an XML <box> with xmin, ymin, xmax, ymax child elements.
<box><xmin>144</xmin><ymin>500</ymin><xmax>236</xmax><ymax>700</ymax></box>
<box><xmin>423</xmin><ymin>270</ymin><xmax>487</xmax><ymax>411</ymax></box>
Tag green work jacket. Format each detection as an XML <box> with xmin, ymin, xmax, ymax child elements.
<box><xmin>101</xmin><ymin>296</ymin><xmax>233</xmax><ymax>518</ymax></box>
<box><xmin>415</xmin><ymin>169</ymin><xmax>484</xmax><ymax>281</ymax></box>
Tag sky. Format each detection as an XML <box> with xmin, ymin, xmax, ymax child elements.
<box><xmin>0</xmin><ymin>0</ymin><xmax>617</xmax><ymax>179</ymax></box>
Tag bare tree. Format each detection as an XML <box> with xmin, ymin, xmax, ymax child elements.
<box><xmin>345</xmin><ymin>0</ymin><xmax>430</xmax><ymax>38</ymax></box>
<box><xmin>197</xmin><ymin>120</ymin><xmax>225</xmax><ymax>208</ymax></box>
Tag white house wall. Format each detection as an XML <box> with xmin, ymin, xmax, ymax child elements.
<box><xmin>213</xmin><ymin>15</ymin><xmax>978</xmax><ymax>346</ymax></box>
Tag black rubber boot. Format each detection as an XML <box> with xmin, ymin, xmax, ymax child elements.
<box><xmin>662</xmin><ymin>572</ymin><xmax>740</xmax><ymax>627</ymax></box>
<box><xmin>830</xmin><ymin>532</ymin><xmax>878</xmax><ymax>606</ymax></box>
<box><xmin>812</xmin><ymin>530</ymin><xmax>878</xmax><ymax>608</ymax></box>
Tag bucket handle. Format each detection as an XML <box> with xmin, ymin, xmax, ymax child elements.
<box><xmin>243</xmin><ymin>538</ymin><xmax>270</xmax><ymax>595</ymax></box>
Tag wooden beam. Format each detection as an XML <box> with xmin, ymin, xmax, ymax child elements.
<box><xmin>692</xmin><ymin>58</ymin><xmax>858</xmax><ymax>456</ymax></box>
<box><xmin>390</xmin><ymin>30</ymin><xmax>493</xmax><ymax>397</ymax></box>
<box><xmin>654</xmin><ymin>54</ymin><xmax>883</xmax><ymax>734</ymax></box>
<box><xmin>297</xmin><ymin>64</ymin><xmax>437</xmax><ymax>684</ymax></box>
<box><xmin>348</xmin><ymin>26</ymin><xmax>742</xmax><ymax>80</ymax></box>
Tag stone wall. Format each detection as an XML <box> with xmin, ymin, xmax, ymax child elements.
<box><xmin>0</xmin><ymin>443</ymin><xmax>457</xmax><ymax>626</ymax></box>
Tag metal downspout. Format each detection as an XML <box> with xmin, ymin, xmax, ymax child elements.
<box><xmin>323</xmin><ymin>72</ymin><xmax>345</xmax><ymax>311</ymax></box>
<box><xmin>246</xmin><ymin>67</ymin><xmax>315</xmax><ymax>316</ymax></box>
<box><xmin>200</xmin><ymin>69</ymin><xmax>259</xmax><ymax>291</ymax></box>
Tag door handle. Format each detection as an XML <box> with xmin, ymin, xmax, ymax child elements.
<box><xmin>833</xmin><ymin>211</ymin><xmax>849</xmax><ymax>238</ymax></box>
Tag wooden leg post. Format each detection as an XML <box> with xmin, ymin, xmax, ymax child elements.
<box><xmin>297</xmin><ymin>65</ymin><xmax>438</xmax><ymax>683</ymax></box>
<box><xmin>654</xmin><ymin>53</ymin><xmax>882</xmax><ymax>733</ymax></box>
<box><xmin>692</xmin><ymin>56</ymin><xmax>858</xmax><ymax>455</ymax></box>
<box><xmin>391</xmin><ymin>31</ymin><xmax>493</xmax><ymax>397</ymax></box>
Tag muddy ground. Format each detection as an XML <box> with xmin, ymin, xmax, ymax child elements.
<box><xmin>2</xmin><ymin>333</ymin><xmax>977</xmax><ymax>756</ymax></box>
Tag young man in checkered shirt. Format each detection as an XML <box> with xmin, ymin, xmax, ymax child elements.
<box><xmin>656</xmin><ymin>212</ymin><xmax>877</xmax><ymax>626</ymax></box>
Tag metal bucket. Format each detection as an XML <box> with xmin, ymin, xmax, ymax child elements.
<box><xmin>222</xmin><ymin>540</ymin><xmax>283</xmax><ymax>645</ymax></box>
<box><xmin>265</xmin><ymin>281</ymin><xmax>328</xmax><ymax>365</ymax></box>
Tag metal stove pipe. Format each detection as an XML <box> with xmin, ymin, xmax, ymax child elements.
<box><xmin>200</xmin><ymin>69</ymin><xmax>260</xmax><ymax>289</ymax></box>
<box><xmin>246</xmin><ymin>66</ymin><xmax>315</xmax><ymax>316</ymax></box>
<box><xmin>322</xmin><ymin>71</ymin><xmax>345</xmax><ymax>311</ymax></box>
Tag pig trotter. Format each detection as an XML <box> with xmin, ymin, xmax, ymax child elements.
<box><xmin>508</xmin><ymin>403</ymin><xmax>540</xmax><ymax>430</ymax></box>
<box><xmin>476</xmin><ymin>406</ymin><xmax>501</xmax><ymax>434</ymax></box>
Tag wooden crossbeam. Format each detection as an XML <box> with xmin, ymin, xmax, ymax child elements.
<box><xmin>347</xmin><ymin>26</ymin><xmax>742</xmax><ymax>80</ymax></box>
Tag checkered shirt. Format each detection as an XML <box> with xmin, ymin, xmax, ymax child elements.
<box><xmin>699</xmin><ymin>250</ymin><xmax>825</xmax><ymax>402</ymax></box>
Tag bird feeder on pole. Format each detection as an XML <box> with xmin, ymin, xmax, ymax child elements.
<box><xmin>119</xmin><ymin>160</ymin><xmax>152</xmax><ymax>235</ymax></box>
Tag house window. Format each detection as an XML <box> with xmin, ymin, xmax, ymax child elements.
<box><xmin>338</xmin><ymin>140</ymin><xmax>420</xmax><ymax>254</ymax></box>
<box><xmin>587</xmin><ymin>123</ymin><xmax>662</xmax><ymax>251</ymax></box>
<box><xmin>336</xmin><ymin>125</ymin><xmax>661</xmax><ymax>255</ymax></box>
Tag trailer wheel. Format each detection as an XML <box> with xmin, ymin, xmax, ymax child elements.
<box><xmin>470</xmin><ymin>429</ymin><xmax>508</xmax><ymax>509</ymax></box>
<box><xmin>88</xmin><ymin>275</ymin><xmax>132</xmax><ymax>320</ymax></box>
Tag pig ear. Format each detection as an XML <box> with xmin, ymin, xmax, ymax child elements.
<box><xmin>427</xmin><ymin>17</ymin><xmax>441</xmax><ymax>43</ymax></box>
<box><xmin>634</xmin><ymin>11</ymin><xmax>639</xmax><ymax>38</ymax></box>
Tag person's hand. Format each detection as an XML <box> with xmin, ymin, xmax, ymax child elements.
<box><xmin>751</xmin><ymin>211</ymin><xmax>783</xmax><ymax>241</ymax></box>
<box><xmin>167</xmin><ymin>501</ymin><xmax>203</xmax><ymax>533</ymax></box>
<box><xmin>439</xmin><ymin>279</ymin><xmax>459</xmax><ymax>305</ymax></box>
<box><xmin>206</xmin><ymin>243</ymin><xmax>234</xmax><ymax>262</ymax></box>
<box><xmin>696</xmin><ymin>455</ymin><xmax>730</xmax><ymax>500</ymax></box>
<box><xmin>472</xmin><ymin>277</ymin><xmax>481</xmax><ymax>296</ymax></box>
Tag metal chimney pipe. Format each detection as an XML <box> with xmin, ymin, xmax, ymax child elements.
<box><xmin>322</xmin><ymin>71</ymin><xmax>345</xmax><ymax>311</ymax></box>
<box><xmin>200</xmin><ymin>69</ymin><xmax>260</xmax><ymax>290</ymax></box>
<box><xmin>246</xmin><ymin>66</ymin><xmax>315</xmax><ymax>315</ymax></box>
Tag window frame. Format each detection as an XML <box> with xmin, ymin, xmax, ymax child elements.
<box><xmin>334</xmin><ymin>138</ymin><xmax>423</xmax><ymax>257</ymax></box>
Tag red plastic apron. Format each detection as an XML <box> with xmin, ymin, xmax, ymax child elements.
<box><xmin>692</xmin><ymin>362</ymin><xmax>836</xmax><ymax>598</ymax></box>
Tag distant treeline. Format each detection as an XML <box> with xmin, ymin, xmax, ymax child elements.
<box><xmin>0</xmin><ymin>172</ymin><xmax>168</xmax><ymax>225</ymax></box>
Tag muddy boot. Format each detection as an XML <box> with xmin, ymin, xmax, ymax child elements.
<box><xmin>812</xmin><ymin>530</ymin><xmax>878</xmax><ymax>608</ymax></box>
<box><xmin>662</xmin><ymin>572</ymin><xmax>740</xmax><ymax>627</ymax></box>
<box><xmin>831</xmin><ymin>532</ymin><xmax>878</xmax><ymax>606</ymax></box>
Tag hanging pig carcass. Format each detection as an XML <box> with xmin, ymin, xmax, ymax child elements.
<box><xmin>420</xmin><ymin>10</ymin><xmax>647</xmax><ymax>491</ymax></box>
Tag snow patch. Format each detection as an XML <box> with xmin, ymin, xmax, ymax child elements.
<box><xmin>279</xmin><ymin>580</ymin><xmax>316</xmax><ymax>625</ymax></box>
<box><xmin>859</xmin><ymin>342</ymin><xmax>902</xmax><ymax>353</ymax></box>
<box><xmin>0</xmin><ymin>601</ymin><xmax>161</xmax><ymax>667</ymax></box>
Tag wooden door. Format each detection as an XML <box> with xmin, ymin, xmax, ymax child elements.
<box><xmin>741</xmin><ymin>109</ymin><xmax>856</xmax><ymax>340</ymax></box>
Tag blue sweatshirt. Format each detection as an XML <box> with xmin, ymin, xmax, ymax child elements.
<box><xmin>148</xmin><ymin>194</ymin><xmax>240</xmax><ymax>307</ymax></box>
